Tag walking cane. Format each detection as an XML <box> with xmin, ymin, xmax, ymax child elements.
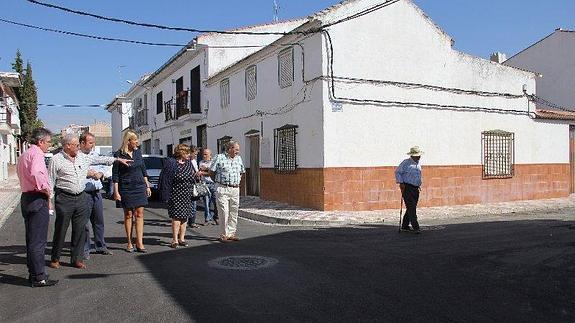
<box><xmin>398</xmin><ymin>196</ymin><xmax>403</xmax><ymax>233</ymax></box>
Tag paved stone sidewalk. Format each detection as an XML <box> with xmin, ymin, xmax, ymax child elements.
<box><xmin>0</xmin><ymin>165</ymin><xmax>21</xmax><ymax>229</ymax></box>
<box><xmin>239</xmin><ymin>194</ymin><xmax>575</xmax><ymax>226</ymax></box>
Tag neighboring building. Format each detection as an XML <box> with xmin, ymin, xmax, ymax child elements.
<box><xmin>503</xmin><ymin>29</ymin><xmax>575</xmax><ymax>192</ymax></box>
<box><xmin>108</xmin><ymin>0</ymin><xmax>573</xmax><ymax>211</ymax></box>
<box><xmin>0</xmin><ymin>72</ymin><xmax>22</xmax><ymax>181</ymax></box>
<box><xmin>61</xmin><ymin>124</ymin><xmax>89</xmax><ymax>137</ymax></box>
<box><xmin>106</xmin><ymin>18</ymin><xmax>306</xmax><ymax>158</ymax></box>
<box><xmin>89</xmin><ymin>121</ymin><xmax>113</xmax><ymax>155</ymax></box>
<box><xmin>203</xmin><ymin>0</ymin><xmax>571</xmax><ymax>210</ymax></box>
<box><xmin>61</xmin><ymin>121</ymin><xmax>113</xmax><ymax>155</ymax></box>
<box><xmin>106</xmin><ymin>95</ymin><xmax>132</xmax><ymax>151</ymax></box>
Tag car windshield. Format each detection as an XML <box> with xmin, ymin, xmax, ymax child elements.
<box><xmin>143</xmin><ymin>157</ymin><xmax>164</xmax><ymax>169</ymax></box>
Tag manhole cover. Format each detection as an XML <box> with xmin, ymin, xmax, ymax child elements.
<box><xmin>208</xmin><ymin>256</ymin><xmax>278</xmax><ymax>271</ymax></box>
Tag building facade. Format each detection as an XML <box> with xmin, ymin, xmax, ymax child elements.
<box><xmin>108</xmin><ymin>0</ymin><xmax>573</xmax><ymax>211</ymax></box>
<box><xmin>204</xmin><ymin>0</ymin><xmax>571</xmax><ymax>210</ymax></box>
<box><xmin>0</xmin><ymin>72</ymin><xmax>22</xmax><ymax>181</ymax></box>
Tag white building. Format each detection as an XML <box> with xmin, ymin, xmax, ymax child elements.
<box><xmin>503</xmin><ymin>29</ymin><xmax>575</xmax><ymax>191</ymax></box>
<box><xmin>108</xmin><ymin>0</ymin><xmax>573</xmax><ymax>211</ymax></box>
<box><xmin>202</xmin><ymin>0</ymin><xmax>571</xmax><ymax>210</ymax></box>
<box><xmin>107</xmin><ymin>19</ymin><xmax>306</xmax><ymax>158</ymax></box>
<box><xmin>0</xmin><ymin>72</ymin><xmax>22</xmax><ymax>181</ymax></box>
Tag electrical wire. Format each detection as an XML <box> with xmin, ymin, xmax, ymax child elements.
<box><xmin>38</xmin><ymin>103</ymin><xmax>107</xmax><ymax>108</ymax></box>
<box><xmin>528</xmin><ymin>94</ymin><xmax>575</xmax><ymax>112</ymax></box>
<box><xmin>26</xmin><ymin>0</ymin><xmax>311</xmax><ymax>36</ymax></box>
<box><xmin>0</xmin><ymin>18</ymin><xmax>186</xmax><ymax>47</ymax></box>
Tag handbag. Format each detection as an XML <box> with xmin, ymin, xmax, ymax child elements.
<box><xmin>192</xmin><ymin>178</ymin><xmax>210</xmax><ymax>198</ymax></box>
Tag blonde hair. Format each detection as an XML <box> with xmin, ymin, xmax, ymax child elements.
<box><xmin>120</xmin><ymin>130</ymin><xmax>138</xmax><ymax>154</ymax></box>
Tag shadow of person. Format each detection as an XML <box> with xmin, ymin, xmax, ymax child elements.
<box><xmin>0</xmin><ymin>273</ymin><xmax>31</xmax><ymax>287</ymax></box>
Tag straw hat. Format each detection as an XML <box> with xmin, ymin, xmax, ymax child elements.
<box><xmin>407</xmin><ymin>146</ymin><xmax>423</xmax><ymax>156</ymax></box>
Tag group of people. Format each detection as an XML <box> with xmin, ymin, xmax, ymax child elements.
<box><xmin>17</xmin><ymin>127</ymin><xmax>246</xmax><ymax>288</ymax></box>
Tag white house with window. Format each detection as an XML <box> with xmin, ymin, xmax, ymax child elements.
<box><xmin>0</xmin><ymin>72</ymin><xmax>22</xmax><ymax>182</ymax></box>
<box><xmin>204</xmin><ymin>0</ymin><xmax>572</xmax><ymax>211</ymax></box>
<box><xmin>107</xmin><ymin>19</ymin><xmax>306</xmax><ymax>159</ymax></box>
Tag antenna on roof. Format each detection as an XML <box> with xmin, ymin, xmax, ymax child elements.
<box><xmin>273</xmin><ymin>0</ymin><xmax>280</xmax><ymax>22</ymax></box>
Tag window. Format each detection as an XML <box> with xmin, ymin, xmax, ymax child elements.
<box><xmin>197</xmin><ymin>124</ymin><xmax>207</xmax><ymax>149</ymax></box>
<box><xmin>278</xmin><ymin>47</ymin><xmax>294</xmax><ymax>88</ymax></box>
<box><xmin>217</xmin><ymin>136</ymin><xmax>232</xmax><ymax>154</ymax></box>
<box><xmin>274</xmin><ymin>124</ymin><xmax>298</xmax><ymax>173</ymax></box>
<box><xmin>220</xmin><ymin>78</ymin><xmax>230</xmax><ymax>108</ymax></box>
<box><xmin>167</xmin><ymin>144</ymin><xmax>174</xmax><ymax>157</ymax></box>
<box><xmin>156</xmin><ymin>91</ymin><xmax>163</xmax><ymax>114</ymax></box>
<box><xmin>245</xmin><ymin>65</ymin><xmax>257</xmax><ymax>101</ymax></box>
<box><xmin>190</xmin><ymin>66</ymin><xmax>201</xmax><ymax>113</ymax></box>
<box><xmin>482</xmin><ymin>130</ymin><xmax>515</xmax><ymax>179</ymax></box>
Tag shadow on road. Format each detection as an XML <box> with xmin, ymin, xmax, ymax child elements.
<box><xmin>135</xmin><ymin>219</ymin><xmax>575</xmax><ymax>322</ymax></box>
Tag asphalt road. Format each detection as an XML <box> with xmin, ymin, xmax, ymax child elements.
<box><xmin>1</xmin><ymin>197</ymin><xmax>574</xmax><ymax>322</ymax></box>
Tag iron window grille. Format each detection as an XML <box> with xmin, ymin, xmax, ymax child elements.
<box><xmin>217</xmin><ymin>136</ymin><xmax>232</xmax><ymax>154</ymax></box>
<box><xmin>274</xmin><ymin>124</ymin><xmax>298</xmax><ymax>173</ymax></box>
<box><xmin>164</xmin><ymin>99</ymin><xmax>174</xmax><ymax>121</ymax></box>
<box><xmin>482</xmin><ymin>130</ymin><xmax>515</xmax><ymax>179</ymax></box>
<box><xmin>220</xmin><ymin>78</ymin><xmax>230</xmax><ymax>108</ymax></box>
<box><xmin>278</xmin><ymin>47</ymin><xmax>294</xmax><ymax>89</ymax></box>
<box><xmin>245</xmin><ymin>65</ymin><xmax>257</xmax><ymax>101</ymax></box>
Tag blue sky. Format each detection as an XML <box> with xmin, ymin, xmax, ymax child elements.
<box><xmin>1</xmin><ymin>0</ymin><xmax>573</xmax><ymax>132</ymax></box>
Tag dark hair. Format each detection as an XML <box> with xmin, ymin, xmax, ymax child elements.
<box><xmin>79</xmin><ymin>131</ymin><xmax>95</xmax><ymax>144</ymax></box>
<box><xmin>29</xmin><ymin>128</ymin><xmax>52</xmax><ymax>145</ymax></box>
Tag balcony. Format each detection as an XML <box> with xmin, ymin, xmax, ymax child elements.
<box><xmin>176</xmin><ymin>90</ymin><xmax>189</xmax><ymax>119</ymax></box>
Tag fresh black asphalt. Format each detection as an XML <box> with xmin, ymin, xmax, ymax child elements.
<box><xmin>1</xmin><ymin>197</ymin><xmax>574</xmax><ymax>322</ymax></box>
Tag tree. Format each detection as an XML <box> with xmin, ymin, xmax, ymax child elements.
<box><xmin>11</xmin><ymin>49</ymin><xmax>24</xmax><ymax>100</ymax></box>
<box><xmin>19</xmin><ymin>62</ymin><xmax>39</xmax><ymax>139</ymax></box>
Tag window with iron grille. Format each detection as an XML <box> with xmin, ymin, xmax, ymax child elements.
<box><xmin>482</xmin><ymin>130</ymin><xmax>515</xmax><ymax>179</ymax></box>
<box><xmin>217</xmin><ymin>136</ymin><xmax>232</xmax><ymax>154</ymax></box>
<box><xmin>278</xmin><ymin>48</ymin><xmax>294</xmax><ymax>88</ymax></box>
<box><xmin>220</xmin><ymin>79</ymin><xmax>230</xmax><ymax>108</ymax></box>
<box><xmin>245</xmin><ymin>65</ymin><xmax>257</xmax><ymax>101</ymax></box>
<box><xmin>274</xmin><ymin>124</ymin><xmax>298</xmax><ymax>173</ymax></box>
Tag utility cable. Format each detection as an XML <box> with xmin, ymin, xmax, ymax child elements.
<box><xmin>26</xmin><ymin>0</ymin><xmax>311</xmax><ymax>36</ymax></box>
<box><xmin>0</xmin><ymin>18</ymin><xmax>186</xmax><ymax>47</ymax></box>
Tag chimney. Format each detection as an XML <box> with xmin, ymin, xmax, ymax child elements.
<box><xmin>490</xmin><ymin>52</ymin><xmax>507</xmax><ymax>64</ymax></box>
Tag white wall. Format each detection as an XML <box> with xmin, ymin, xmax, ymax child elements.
<box><xmin>320</xmin><ymin>0</ymin><xmax>567</xmax><ymax>167</ymax></box>
<box><xmin>110</xmin><ymin>102</ymin><xmax>131</xmax><ymax>150</ymax></box>
<box><xmin>205</xmin><ymin>32</ymin><xmax>326</xmax><ymax>168</ymax></box>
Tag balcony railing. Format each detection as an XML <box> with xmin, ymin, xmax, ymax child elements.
<box><xmin>176</xmin><ymin>90</ymin><xmax>189</xmax><ymax>119</ymax></box>
<box><xmin>164</xmin><ymin>99</ymin><xmax>175</xmax><ymax>122</ymax></box>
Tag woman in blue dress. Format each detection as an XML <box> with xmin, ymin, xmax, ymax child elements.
<box><xmin>112</xmin><ymin>130</ymin><xmax>151</xmax><ymax>253</ymax></box>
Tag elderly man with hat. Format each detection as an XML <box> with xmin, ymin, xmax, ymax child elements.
<box><xmin>395</xmin><ymin>146</ymin><xmax>423</xmax><ymax>234</ymax></box>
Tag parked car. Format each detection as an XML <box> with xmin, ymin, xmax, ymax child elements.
<box><xmin>142</xmin><ymin>154</ymin><xmax>167</xmax><ymax>198</ymax></box>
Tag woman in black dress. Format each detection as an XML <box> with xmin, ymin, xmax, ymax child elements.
<box><xmin>158</xmin><ymin>144</ymin><xmax>198</xmax><ymax>248</ymax></box>
<box><xmin>112</xmin><ymin>130</ymin><xmax>151</xmax><ymax>252</ymax></box>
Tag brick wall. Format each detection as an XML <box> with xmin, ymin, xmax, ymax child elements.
<box><xmin>257</xmin><ymin>164</ymin><xmax>570</xmax><ymax>211</ymax></box>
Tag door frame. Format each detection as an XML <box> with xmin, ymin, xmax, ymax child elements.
<box><xmin>245</xmin><ymin>130</ymin><xmax>260</xmax><ymax>196</ymax></box>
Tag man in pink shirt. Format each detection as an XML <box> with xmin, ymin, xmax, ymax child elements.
<box><xmin>16</xmin><ymin>128</ymin><xmax>58</xmax><ymax>287</ymax></box>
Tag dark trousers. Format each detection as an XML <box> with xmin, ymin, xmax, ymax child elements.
<box><xmin>84</xmin><ymin>191</ymin><xmax>107</xmax><ymax>254</ymax></box>
<box><xmin>51</xmin><ymin>191</ymin><xmax>89</xmax><ymax>263</ymax></box>
<box><xmin>20</xmin><ymin>192</ymin><xmax>50</xmax><ymax>282</ymax></box>
<box><xmin>402</xmin><ymin>184</ymin><xmax>420</xmax><ymax>230</ymax></box>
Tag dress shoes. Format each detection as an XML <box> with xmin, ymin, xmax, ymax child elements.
<box><xmin>73</xmin><ymin>261</ymin><xmax>87</xmax><ymax>269</ymax></box>
<box><xmin>49</xmin><ymin>260</ymin><xmax>60</xmax><ymax>269</ymax></box>
<box><xmin>30</xmin><ymin>279</ymin><xmax>59</xmax><ymax>288</ymax></box>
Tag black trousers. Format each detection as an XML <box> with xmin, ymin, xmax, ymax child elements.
<box><xmin>20</xmin><ymin>192</ymin><xmax>50</xmax><ymax>282</ymax></box>
<box><xmin>51</xmin><ymin>191</ymin><xmax>89</xmax><ymax>263</ymax></box>
<box><xmin>402</xmin><ymin>184</ymin><xmax>420</xmax><ymax>230</ymax></box>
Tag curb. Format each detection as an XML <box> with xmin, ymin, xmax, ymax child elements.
<box><xmin>0</xmin><ymin>191</ymin><xmax>21</xmax><ymax>229</ymax></box>
<box><xmin>239</xmin><ymin>209</ymin><xmax>385</xmax><ymax>226</ymax></box>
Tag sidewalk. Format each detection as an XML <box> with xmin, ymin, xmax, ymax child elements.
<box><xmin>239</xmin><ymin>194</ymin><xmax>575</xmax><ymax>226</ymax></box>
<box><xmin>0</xmin><ymin>164</ymin><xmax>21</xmax><ymax>229</ymax></box>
